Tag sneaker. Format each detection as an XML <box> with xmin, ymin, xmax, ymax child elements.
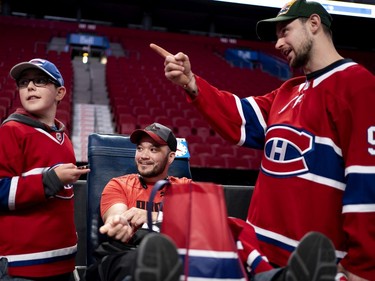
<box><xmin>134</xmin><ymin>233</ymin><xmax>183</xmax><ymax>281</ymax></box>
<box><xmin>285</xmin><ymin>232</ymin><xmax>337</xmax><ymax>281</ymax></box>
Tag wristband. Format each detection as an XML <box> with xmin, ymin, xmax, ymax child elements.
<box><xmin>183</xmin><ymin>74</ymin><xmax>194</xmax><ymax>89</ymax></box>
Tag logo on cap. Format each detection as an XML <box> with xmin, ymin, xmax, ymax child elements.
<box><xmin>148</xmin><ymin>123</ymin><xmax>160</xmax><ymax>132</ymax></box>
<box><xmin>278</xmin><ymin>0</ymin><xmax>297</xmax><ymax>16</ymax></box>
<box><xmin>9</xmin><ymin>58</ymin><xmax>64</xmax><ymax>87</ymax></box>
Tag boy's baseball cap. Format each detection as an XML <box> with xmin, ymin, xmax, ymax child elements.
<box><xmin>256</xmin><ymin>0</ymin><xmax>332</xmax><ymax>41</ymax></box>
<box><xmin>10</xmin><ymin>58</ymin><xmax>64</xmax><ymax>86</ymax></box>
<box><xmin>130</xmin><ymin>122</ymin><xmax>177</xmax><ymax>152</ymax></box>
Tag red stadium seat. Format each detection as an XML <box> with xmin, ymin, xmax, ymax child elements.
<box><xmin>176</xmin><ymin>126</ymin><xmax>192</xmax><ymax>138</ymax></box>
<box><xmin>206</xmin><ymin>135</ymin><xmax>226</xmax><ymax>146</ymax></box>
<box><xmin>204</xmin><ymin>156</ymin><xmax>226</xmax><ymax>169</ymax></box>
<box><xmin>120</xmin><ymin>122</ymin><xmax>137</xmax><ymax>135</ymax></box>
<box><xmin>0</xmin><ymin>97</ymin><xmax>12</xmax><ymax>108</ymax></box>
<box><xmin>194</xmin><ymin>126</ymin><xmax>210</xmax><ymax>140</ymax></box>
<box><xmin>212</xmin><ymin>145</ymin><xmax>236</xmax><ymax>157</ymax></box>
<box><xmin>132</xmin><ymin>106</ymin><xmax>149</xmax><ymax>116</ymax></box>
<box><xmin>225</xmin><ymin>157</ymin><xmax>250</xmax><ymax>170</ymax></box>
<box><xmin>189</xmin><ymin>155</ymin><xmax>205</xmax><ymax>167</ymax></box>
<box><xmin>172</xmin><ymin>117</ymin><xmax>191</xmax><ymax>128</ymax></box>
<box><xmin>189</xmin><ymin>143</ymin><xmax>212</xmax><ymax>156</ymax></box>
<box><xmin>137</xmin><ymin>115</ymin><xmax>153</xmax><ymax>129</ymax></box>
<box><xmin>154</xmin><ymin>116</ymin><xmax>174</xmax><ymax>128</ymax></box>
<box><xmin>0</xmin><ymin>105</ymin><xmax>7</xmax><ymax>122</ymax></box>
<box><xmin>149</xmin><ymin>107</ymin><xmax>166</xmax><ymax>117</ymax></box>
<box><xmin>185</xmin><ymin>135</ymin><xmax>205</xmax><ymax>144</ymax></box>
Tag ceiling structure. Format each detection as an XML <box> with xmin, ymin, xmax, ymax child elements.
<box><xmin>3</xmin><ymin>0</ymin><xmax>375</xmax><ymax>51</ymax></box>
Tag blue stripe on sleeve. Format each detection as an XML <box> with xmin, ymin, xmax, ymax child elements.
<box><xmin>0</xmin><ymin>178</ymin><xmax>12</xmax><ymax>211</ymax></box>
<box><xmin>241</xmin><ymin>98</ymin><xmax>265</xmax><ymax>149</ymax></box>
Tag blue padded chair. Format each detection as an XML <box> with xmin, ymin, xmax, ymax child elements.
<box><xmin>86</xmin><ymin>133</ymin><xmax>192</xmax><ymax>266</ymax></box>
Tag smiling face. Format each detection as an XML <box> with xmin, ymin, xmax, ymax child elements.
<box><xmin>16</xmin><ymin>69</ymin><xmax>66</xmax><ymax>124</ymax></box>
<box><xmin>275</xmin><ymin>18</ymin><xmax>313</xmax><ymax>69</ymax></box>
<box><xmin>135</xmin><ymin>135</ymin><xmax>175</xmax><ymax>181</ymax></box>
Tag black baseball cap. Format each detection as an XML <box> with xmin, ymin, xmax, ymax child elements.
<box><xmin>256</xmin><ymin>0</ymin><xmax>333</xmax><ymax>41</ymax></box>
<box><xmin>130</xmin><ymin>122</ymin><xmax>177</xmax><ymax>152</ymax></box>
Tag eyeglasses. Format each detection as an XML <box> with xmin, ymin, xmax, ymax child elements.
<box><xmin>16</xmin><ymin>77</ymin><xmax>58</xmax><ymax>88</ymax></box>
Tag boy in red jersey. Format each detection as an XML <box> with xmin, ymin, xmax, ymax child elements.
<box><xmin>0</xmin><ymin>58</ymin><xmax>90</xmax><ymax>280</ymax></box>
<box><xmin>153</xmin><ymin>0</ymin><xmax>375</xmax><ymax>280</ymax></box>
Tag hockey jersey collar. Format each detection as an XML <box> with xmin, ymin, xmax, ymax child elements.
<box><xmin>306</xmin><ymin>58</ymin><xmax>354</xmax><ymax>81</ymax></box>
<box><xmin>2</xmin><ymin>108</ymin><xmax>66</xmax><ymax>133</ymax></box>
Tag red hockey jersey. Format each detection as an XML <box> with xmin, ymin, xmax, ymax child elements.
<box><xmin>189</xmin><ymin>59</ymin><xmax>375</xmax><ymax>280</ymax></box>
<box><xmin>0</xmin><ymin>109</ymin><xmax>77</xmax><ymax>278</ymax></box>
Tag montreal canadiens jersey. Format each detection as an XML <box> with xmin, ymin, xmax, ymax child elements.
<box><xmin>0</xmin><ymin>109</ymin><xmax>77</xmax><ymax>278</ymax></box>
<box><xmin>190</xmin><ymin>59</ymin><xmax>375</xmax><ymax>280</ymax></box>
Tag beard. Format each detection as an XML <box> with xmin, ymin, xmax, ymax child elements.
<box><xmin>290</xmin><ymin>31</ymin><xmax>313</xmax><ymax>69</ymax></box>
<box><xmin>137</xmin><ymin>156</ymin><xmax>169</xmax><ymax>179</ymax></box>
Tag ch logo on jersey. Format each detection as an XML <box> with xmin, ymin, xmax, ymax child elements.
<box><xmin>262</xmin><ymin>125</ymin><xmax>314</xmax><ymax>177</ymax></box>
<box><xmin>54</xmin><ymin>184</ymin><xmax>74</xmax><ymax>199</ymax></box>
<box><xmin>56</xmin><ymin>132</ymin><xmax>62</xmax><ymax>142</ymax></box>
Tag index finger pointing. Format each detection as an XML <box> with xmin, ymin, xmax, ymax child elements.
<box><xmin>150</xmin><ymin>43</ymin><xmax>173</xmax><ymax>58</ymax></box>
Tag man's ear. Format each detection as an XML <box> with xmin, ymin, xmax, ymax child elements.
<box><xmin>168</xmin><ymin>151</ymin><xmax>176</xmax><ymax>164</ymax></box>
<box><xmin>309</xmin><ymin>14</ymin><xmax>321</xmax><ymax>33</ymax></box>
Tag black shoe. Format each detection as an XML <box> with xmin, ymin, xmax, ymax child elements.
<box><xmin>134</xmin><ymin>233</ymin><xmax>183</xmax><ymax>281</ymax></box>
<box><xmin>285</xmin><ymin>232</ymin><xmax>337</xmax><ymax>281</ymax></box>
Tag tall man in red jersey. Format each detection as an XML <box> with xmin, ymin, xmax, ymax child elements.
<box><xmin>153</xmin><ymin>0</ymin><xmax>375</xmax><ymax>280</ymax></box>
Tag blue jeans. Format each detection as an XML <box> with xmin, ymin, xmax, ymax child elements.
<box><xmin>0</xmin><ymin>258</ymin><xmax>33</xmax><ymax>281</ymax></box>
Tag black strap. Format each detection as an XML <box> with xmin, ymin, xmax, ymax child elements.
<box><xmin>147</xmin><ymin>179</ymin><xmax>170</xmax><ymax>231</ymax></box>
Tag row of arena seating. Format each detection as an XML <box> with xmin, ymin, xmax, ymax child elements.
<box><xmin>0</xmin><ymin>15</ymin><xmax>271</xmax><ymax>170</ymax></box>
<box><xmin>103</xmin><ymin>36</ymin><xmax>283</xmax><ymax>169</ymax></box>
<box><xmin>116</xmin><ymin>35</ymin><xmax>268</xmax><ymax>169</ymax></box>
<box><xmin>1</xmin><ymin>15</ymin><xmax>375</xmax><ymax>170</ymax></box>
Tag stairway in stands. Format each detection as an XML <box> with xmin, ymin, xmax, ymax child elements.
<box><xmin>70</xmin><ymin>57</ymin><xmax>115</xmax><ymax>162</ymax></box>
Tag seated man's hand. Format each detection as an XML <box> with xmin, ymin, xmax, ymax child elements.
<box><xmin>99</xmin><ymin>214</ymin><xmax>134</xmax><ymax>243</ymax></box>
<box><xmin>122</xmin><ymin>207</ymin><xmax>149</xmax><ymax>228</ymax></box>
<box><xmin>100</xmin><ymin>207</ymin><xmax>157</xmax><ymax>243</ymax></box>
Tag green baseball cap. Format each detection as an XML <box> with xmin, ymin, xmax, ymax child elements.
<box><xmin>256</xmin><ymin>0</ymin><xmax>333</xmax><ymax>41</ymax></box>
